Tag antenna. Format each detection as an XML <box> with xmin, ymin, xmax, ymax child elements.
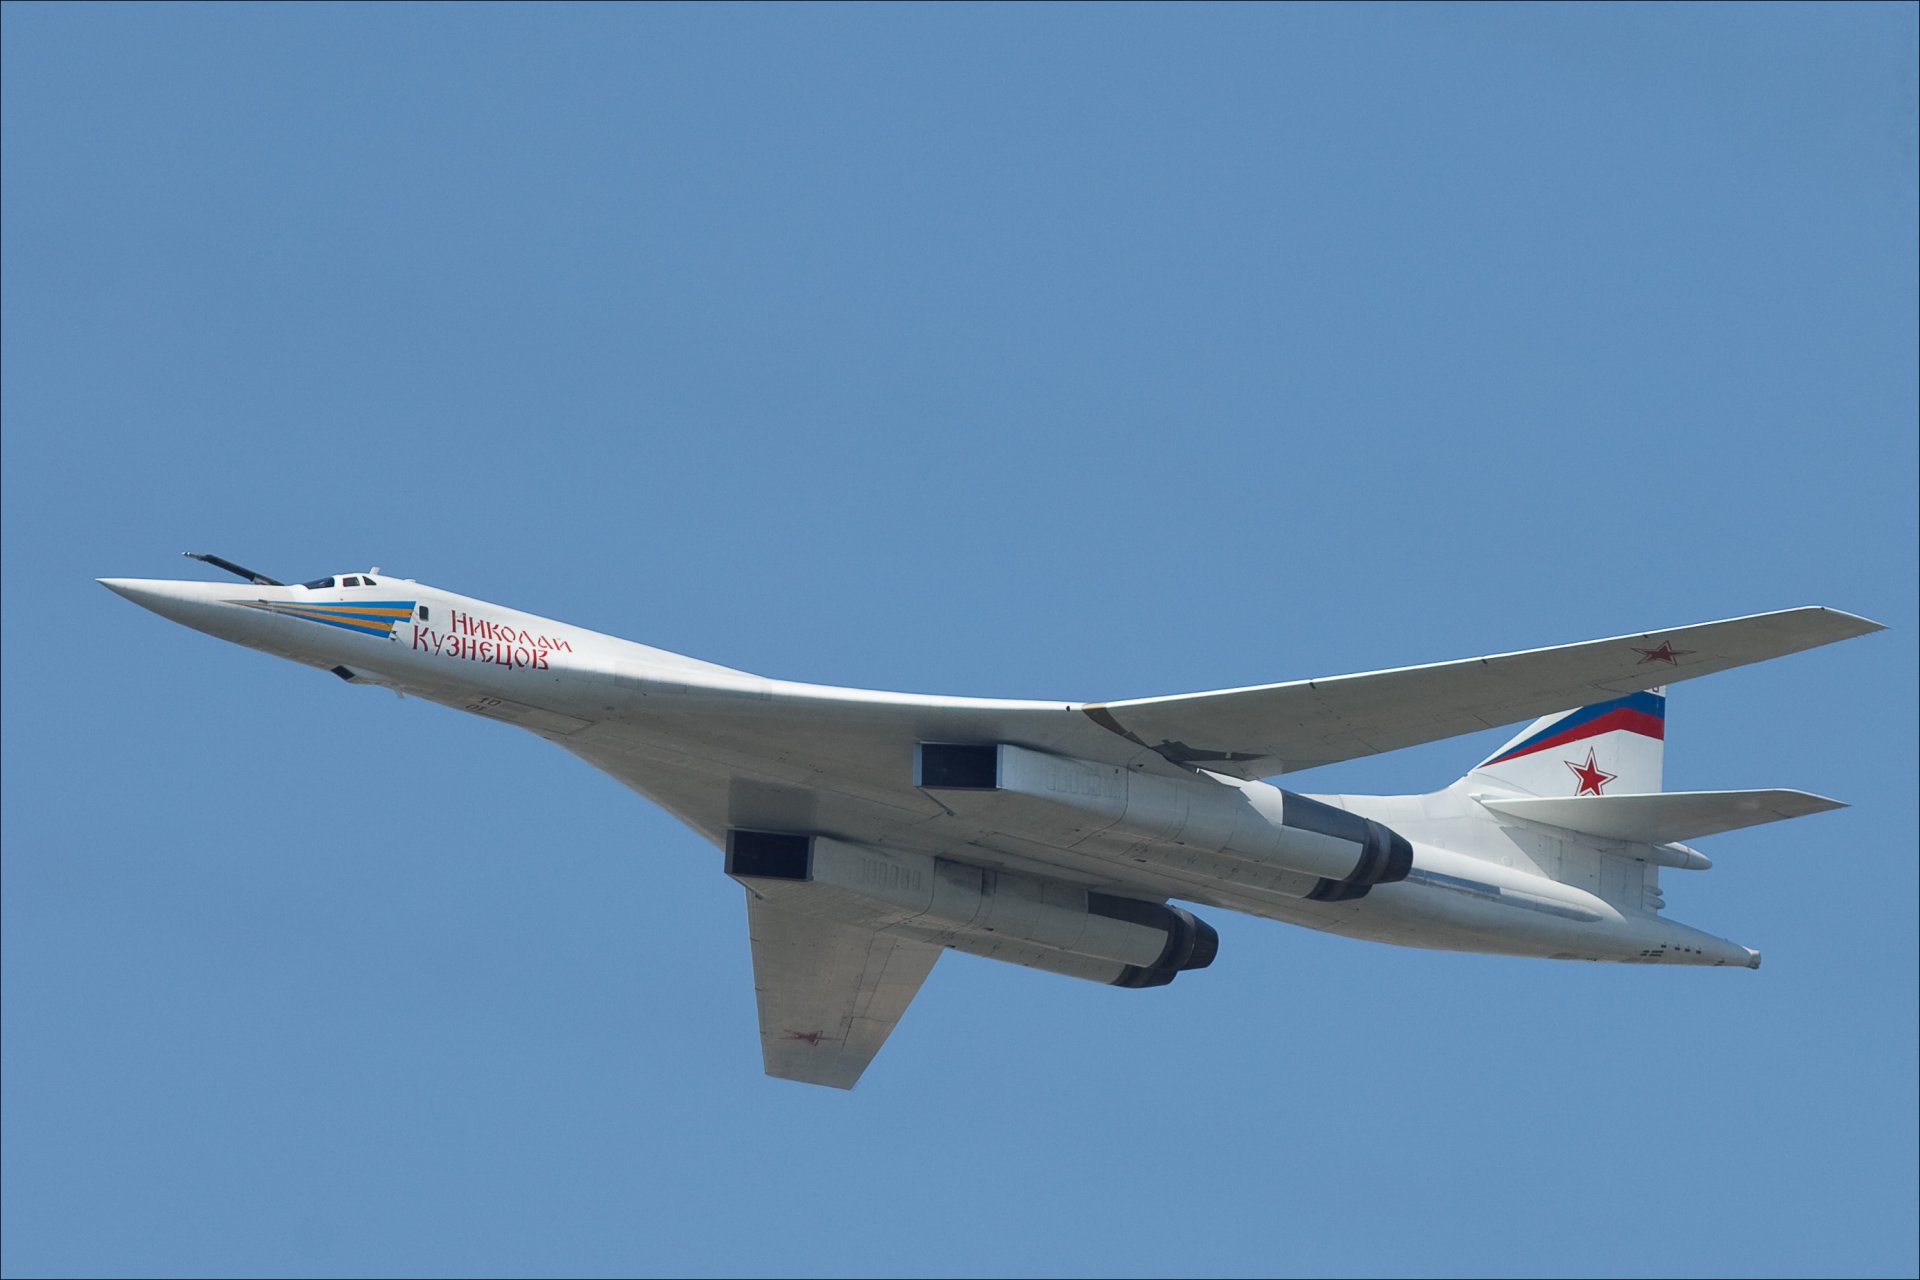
<box><xmin>182</xmin><ymin>552</ymin><xmax>283</xmax><ymax>587</ymax></box>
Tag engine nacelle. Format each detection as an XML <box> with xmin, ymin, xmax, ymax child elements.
<box><xmin>942</xmin><ymin>899</ymin><xmax>1216</xmax><ymax>988</ymax></box>
<box><xmin>916</xmin><ymin>742</ymin><xmax>1413</xmax><ymax>898</ymax></box>
<box><xmin>1278</xmin><ymin>791</ymin><xmax>1415</xmax><ymax>902</ymax></box>
<box><xmin>726</xmin><ymin>831</ymin><xmax>1218</xmax><ymax>988</ymax></box>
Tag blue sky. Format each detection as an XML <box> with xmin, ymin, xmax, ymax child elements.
<box><xmin>3</xmin><ymin>4</ymin><xmax>1915</xmax><ymax>1277</ymax></box>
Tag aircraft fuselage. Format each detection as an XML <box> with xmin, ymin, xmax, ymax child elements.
<box><xmin>102</xmin><ymin>572</ymin><xmax>1760</xmax><ymax>971</ymax></box>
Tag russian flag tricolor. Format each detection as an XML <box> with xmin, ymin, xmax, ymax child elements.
<box><xmin>1468</xmin><ymin>688</ymin><xmax>1668</xmax><ymax>797</ymax></box>
<box><xmin>1479</xmin><ymin>690</ymin><xmax>1667</xmax><ymax>768</ymax></box>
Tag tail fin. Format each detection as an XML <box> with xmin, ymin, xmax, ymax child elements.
<box><xmin>1466</xmin><ymin>688</ymin><xmax>1666</xmax><ymax>797</ymax></box>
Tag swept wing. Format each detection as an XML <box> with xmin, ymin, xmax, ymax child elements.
<box><xmin>1079</xmin><ymin>607</ymin><xmax>1881</xmax><ymax>778</ymax></box>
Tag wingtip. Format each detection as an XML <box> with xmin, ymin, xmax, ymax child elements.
<box><xmin>1812</xmin><ymin>607</ymin><xmax>1887</xmax><ymax>636</ymax></box>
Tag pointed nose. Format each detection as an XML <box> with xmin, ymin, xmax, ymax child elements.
<box><xmin>99</xmin><ymin>577</ymin><xmax>163</xmax><ymax>606</ymax></box>
<box><xmin>98</xmin><ymin>577</ymin><xmax>288</xmax><ymax>651</ymax></box>
<box><xmin>98</xmin><ymin>577</ymin><xmax>225</xmax><ymax>625</ymax></box>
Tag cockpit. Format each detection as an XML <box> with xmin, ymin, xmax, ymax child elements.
<box><xmin>299</xmin><ymin>572</ymin><xmax>384</xmax><ymax>590</ymax></box>
<box><xmin>182</xmin><ymin>554</ymin><xmax>409</xmax><ymax>594</ymax></box>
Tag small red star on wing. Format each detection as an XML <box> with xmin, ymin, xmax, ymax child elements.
<box><xmin>784</xmin><ymin>1030</ymin><xmax>826</xmax><ymax>1046</ymax></box>
<box><xmin>1565</xmin><ymin>748</ymin><xmax>1616</xmax><ymax>796</ymax></box>
<box><xmin>1633</xmin><ymin>641</ymin><xmax>1695</xmax><ymax>665</ymax></box>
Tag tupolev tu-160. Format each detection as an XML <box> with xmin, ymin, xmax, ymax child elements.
<box><xmin>103</xmin><ymin>554</ymin><xmax>1884</xmax><ymax>1088</ymax></box>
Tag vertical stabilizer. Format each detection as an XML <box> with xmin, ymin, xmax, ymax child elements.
<box><xmin>1467</xmin><ymin>688</ymin><xmax>1666</xmax><ymax>797</ymax></box>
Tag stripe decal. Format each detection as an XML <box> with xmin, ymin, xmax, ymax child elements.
<box><xmin>1481</xmin><ymin>690</ymin><xmax>1665</xmax><ymax>767</ymax></box>
<box><xmin>229</xmin><ymin>598</ymin><xmax>417</xmax><ymax>638</ymax></box>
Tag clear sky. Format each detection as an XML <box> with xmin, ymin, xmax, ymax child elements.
<box><xmin>3</xmin><ymin>4</ymin><xmax>1915</xmax><ymax>1277</ymax></box>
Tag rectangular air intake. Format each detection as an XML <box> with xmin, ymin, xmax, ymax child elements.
<box><xmin>915</xmin><ymin>743</ymin><xmax>1000</xmax><ymax>790</ymax></box>
<box><xmin>725</xmin><ymin>831</ymin><xmax>813</xmax><ymax>881</ymax></box>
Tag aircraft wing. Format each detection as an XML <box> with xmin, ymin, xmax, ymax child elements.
<box><xmin>1082</xmin><ymin>607</ymin><xmax>1883</xmax><ymax>778</ymax></box>
<box><xmin>538</xmin><ymin>605</ymin><xmax>1877</xmax><ymax>1090</ymax></box>
<box><xmin>743</xmin><ymin>895</ymin><xmax>942</xmax><ymax>1090</ymax></box>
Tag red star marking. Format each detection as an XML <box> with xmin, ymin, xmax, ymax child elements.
<box><xmin>784</xmin><ymin>1030</ymin><xmax>826</xmax><ymax>1046</ymax></box>
<box><xmin>1633</xmin><ymin>641</ymin><xmax>1695</xmax><ymax>666</ymax></box>
<box><xmin>1565</xmin><ymin>748</ymin><xmax>1616</xmax><ymax>796</ymax></box>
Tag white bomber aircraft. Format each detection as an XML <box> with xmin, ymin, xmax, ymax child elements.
<box><xmin>103</xmin><ymin>555</ymin><xmax>1885</xmax><ymax>1089</ymax></box>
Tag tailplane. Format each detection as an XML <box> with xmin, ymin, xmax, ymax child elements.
<box><xmin>1478</xmin><ymin>789</ymin><xmax>1844</xmax><ymax>845</ymax></box>
<box><xmin>1467</xmin><ymin>688</ymin><xmax>1666</xmax><ymax>797</ymax></box>
<box><xmin>1464</xmin><ymin>690</ymin><xmax>1846</xmax><ymax>859</ymax></box>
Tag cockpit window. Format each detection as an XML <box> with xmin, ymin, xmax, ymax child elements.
<box><xmin>301</xmin><ymin>576</ymin><xmax>336</xmax><ymax>590</ymax></box>
<box><xmin>345</xmin><ymin>576</ymin><xmax>363</xmax><ymax>587</ymax></box>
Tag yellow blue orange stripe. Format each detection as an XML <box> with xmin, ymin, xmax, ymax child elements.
<box><xmin>229</xmin><ymin>598</ymin><xmax>417</xmax><ymax>638</ymax></box>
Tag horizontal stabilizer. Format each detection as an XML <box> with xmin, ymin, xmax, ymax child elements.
<box><xmin>1478</xmin><ymin>789</ymin><xmax>1845</xmax><ymax>845</ymax></box>
<box><xmin>1085</xmin><ymin>607</ymin><xmax>1883</xmax><ymax>777</ymax></box>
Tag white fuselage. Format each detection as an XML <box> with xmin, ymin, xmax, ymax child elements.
<box><xmin>100</xmin><ymin>574</ymin><xmax>1760</xmax><ymax>970</ymax></box>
